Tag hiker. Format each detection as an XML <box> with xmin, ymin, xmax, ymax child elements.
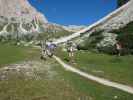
<box><xmin>67</xmin><ymin>41</ymin><xmax>76</xmax><ymax>63</ymax></box>
<box><xmin>46</xmin><ymin>41</ymin><xmax>56</xmax><ymax>57</ymax></box>
<box><xmin>41</xmin><ymin>40</ymin><xmax>47</xmax><ymax>60</ymax></box>
<box><xmin>116</xmin><ymin>41</ymin><xmax>122</xmax><ymax>56</ymax></box>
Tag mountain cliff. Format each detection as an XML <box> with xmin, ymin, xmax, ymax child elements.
<box><xmin>0</xmin><ymin>0</ymin><xmax>48</xmax><ymax>23</ymax></box>
<box><xmin>0</xmin><ymin>0</ymin><xmax>47</xmax><ymax>35</ymax></box>
<box><xmin>77</xmin><ymin>0</ymin><xmax>133</xmax><ymax>53</ymax></box>
<box><xmin>0</xmin><ymin>0</ymin><xmax>70</xmax><ymax>41</ymax></box>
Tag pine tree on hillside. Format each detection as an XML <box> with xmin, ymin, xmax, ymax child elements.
<box><xmin>117</xmin><ymin>0</ymin><xmax>129</xmax><ymax>7</ymax></box>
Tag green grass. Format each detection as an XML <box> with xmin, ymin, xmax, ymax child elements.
<box><xmin>54</xmin><ymin>61</ymin><xmax>133</xmax><ymax>100</ymax></box>
<box><xmin>0</xmin><ymin>74</ymin><xmax>85</xmax><ymax>100</ymax></box>
<box><xmin>0</xmin><ymin>76</ymin><xmax>84</xmax><ymax>99</ymax></box>
<box><xmin>0</xmin><ymin>59</ymin><xmax>133</xmax><ymax>100</ymax></box>
<box><xmin>0</xmin><ymin>44</ymin><xmax>133</xmax><ymax>100</ymax></box>
<box><xmin>0</xmin><ymin>43</ymin><xmax>40</xmax><ymax>67</ymax></box>
<box><xmin>56</xmin><ymin>49</ymin><xmax>133</xmax><ymax>86</ymax></box>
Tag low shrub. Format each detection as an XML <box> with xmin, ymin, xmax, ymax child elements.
<box><xmin>77</xmin><ymin>31</ymin><xmax>104</xmax><ymax>50</ymax></box>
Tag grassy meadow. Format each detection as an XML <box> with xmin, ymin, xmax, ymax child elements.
<box><xmin>0</xmin><ymin>59</ymin><xmax>133</xmax><ymax>100</ymax></box>
<box><xmin>56</xmin><ymin>49</ymin><xmax>133</xmax><ymax>86</ymax></box>
<box><xmin>0</xmin><ymin>43</ymin><xmax>40</xmax><ymax>67</ymax></box>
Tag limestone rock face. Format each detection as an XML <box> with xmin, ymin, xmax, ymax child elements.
<box><xmin>99</xmin><ymin>0</ymin><xmax>133</xmax><ymax>31</ymax></box>
<box><xmin>0</xmin><ymin>0</ymin><xmax>48</xmax><ymax>23</ymax></box>
<box><xmin>0</xmin><ymin>0</ymin><xmax>69</xmax><ymax>38</ymax></box>
<box><xmin>97</xmin><ymin>32</ymin><xmax>117</xmax><ymax>47</ymax></box>
<box><xmin>79</xmin><ymin>0</ymin><xmax>133</xmax><ymax>48</ymax></box>
<box><xmin>87</xmin><ymin>0</ymin><xmax>133</xmax><ymax>32</ymax></box>
<box><xmin>0</xmin><ymin>0</ymin><xmax>49</xmax><ymax>36</ymax></box>
<box><xmin>93</xmin><ymin>0</ymin><xmax>133</xmax><ymax>48</ymax></box>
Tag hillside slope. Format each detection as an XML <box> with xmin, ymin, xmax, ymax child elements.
<box><xmin>53</xmin><ymin>0</ymin><xmax>133</xmax><ymax>45</ymax></box>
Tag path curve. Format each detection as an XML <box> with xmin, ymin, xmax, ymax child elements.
<box><xmin>53</xmin><ymin>55</ymin><xmax>133</xmax><ymax>95</ymax></box>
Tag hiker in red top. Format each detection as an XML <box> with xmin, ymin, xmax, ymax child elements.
<box><xmin>116</xmin><ymin>41</ymin><xmax>122</xmax><ymax>56</ymax></box>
